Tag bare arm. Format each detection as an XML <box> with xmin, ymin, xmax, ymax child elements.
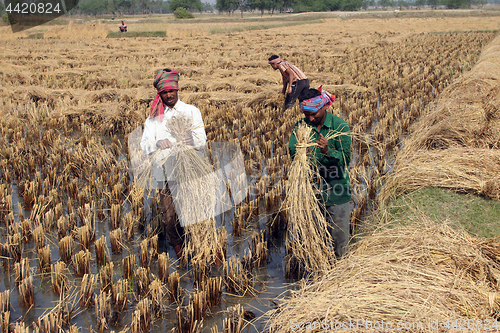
<box><xmin>284</xmin><ymin>67</ymin><xmax>296</xmax><ymax>94</ymax></box>
<box><xmin>280</xmin><ymin>72</ymin><xmax>288</xmax><ymax>94</ymax></box>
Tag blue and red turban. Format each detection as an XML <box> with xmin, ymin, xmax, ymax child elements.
<box><xmin>299</xmin><ymin>87</ymin><xmax>335</xmax><ymax>113</ymax></box>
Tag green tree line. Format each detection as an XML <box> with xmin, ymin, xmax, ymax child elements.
<box><xmin>236</xmin><ymin>0</ymin><xmax>486</xmax><ymax>12</ymax></box>
<box><xmin>0</xmin><ymin>0</ymin><xmax>489</xmax><ymax>18</ymax></box>
<box><xmin>70</xmin><ymin>0</ymin><xmax>212</xmax><ymax>15</ymax></box>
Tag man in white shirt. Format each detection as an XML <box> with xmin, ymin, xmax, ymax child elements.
<box><xmin>140</xmin><ymin>68</ymin><xmax>207</xmax><ymax>259</ymax></box>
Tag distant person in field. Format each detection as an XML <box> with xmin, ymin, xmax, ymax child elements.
<box><xmin>140</xmin><ymin>68</ymin><xmax>207</xmax><ymax>259</ymax></box>
<box><xmin>119</xmin><ymin>20</ymin><xmax>127</xmax><ymax>32</ymax></box>
<box><xmin>288</xmin><ymin>87</ymin><xmax>352</xmax><ymax>259</ymax></box>
<box><xmin>268</xmin><ymin>54</ymin><xmax>309</xmax><ymax>109</ymax></box>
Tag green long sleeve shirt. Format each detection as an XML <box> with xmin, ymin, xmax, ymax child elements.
<box><xmin>288</xmin><ymin>112</ymin><xmax>352</xmax><ymax>206</ymax></box>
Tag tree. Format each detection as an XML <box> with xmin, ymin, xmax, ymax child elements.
<box><xmin>340</xmin><ymin>0</ymin><xmax>363</xmax><ymax>10</ymax></box>
<box><xmin>427</xmin><ymin>0</ymin><xmax>439</xmax><ymax>9</ymax></box>
<box><xmin>174</xmin><ymin>6</ymin><xmax>194</xmax><ymax>17</ymax></box>
<box><xmin>116</xmin><ymin>0</ymin><xmax>133</xmax><ymax>13</ymax></box>
<box><xmin>107</xmin><ymin>0</ymin><xmax>117</xmax><ymax>13</ymax></box>
<box><xmin>414</xmin><ymin>0</ymin><xmax>426</xmax><ymax>9</ymax></box>
<box><xmin>378</xmin><ymin>0</ymin><xmax>394</xmax><ymax>8</ymax></box>
<box><xmin>249</xmin><ymin>0</ymin><xmax>272</xmax><ymax>15</ymax></box>
<box><xmin>238</xmin><ymin>0</ymin><xmax>251</xmax><ymax>17</ymax></box>
<box><xmin>216</xmin><ymin>0</ymin><xmax>239</xmax><ymax>14</ymax></box>
<box><xmin>203</xmin><ymin>2</ymin><xmax>214</xmax><ymax>11</ymax></box>
<box><xmin>151</xmin><ymin>0</ymin><xmax>170</xmax><ymax>13</ymax></box>
<box><xmin>396</xmin><ymin>0</ymin><xmax>406</xmax><ymax>9</ymax></box>
<box><xmin>78</xmin><ymin>0</ymin><xmax>108</xmax><ymax>15</ymax></box>
<box><xmin>137</xmin><ymin>0</ymin><xmax>151</xmax><ymax>13</ymax></box>
<box><xmin>169</xmin><ymin>0</ymin><xmax>203</xmax><ymax>12</ymax></box>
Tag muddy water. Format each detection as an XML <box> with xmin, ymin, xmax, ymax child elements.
<box><xmin>0</xmin><ymin>172</ymin><xmax>295</xmax><ymax>332</ymax></box>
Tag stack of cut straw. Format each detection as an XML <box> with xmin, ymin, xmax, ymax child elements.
<box><xmin>164</xmin><ymin>114</ymin><xmax>223</xmax><ymax>265</ymax></box>
<box><xmin>266</xmin><ymin>221</ymin><xmax>500</xmax><ymax>333</ymax></box>
<box><xmin>282</xmin><ymin>121</ymin><xmax>335</xmax><ymax>275</ymax></box>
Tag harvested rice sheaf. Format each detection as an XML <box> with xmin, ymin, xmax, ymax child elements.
<box><xmin>266</xmin><ymin>222</ymin><xmax>500</xmax><ymax>333</ymax></box>
<box><xmin>281</xmin><ymin>121</ymin><xmax>336</xmax><ymax>275</ymax></box>
<box><xmin>165</xmin><ymin>114</ymin><xmax>224</xmax><ymax>265</ymax></box>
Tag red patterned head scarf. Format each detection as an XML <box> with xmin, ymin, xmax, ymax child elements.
<box><xmin>153</xmin><ymin>68</ymin><xmax>179</xmax><ymax>92</ymax></box>
<box><xmin>150</xmin><ymin>69</ymin><xmax>179</xmax><ymax>121</ymax></box>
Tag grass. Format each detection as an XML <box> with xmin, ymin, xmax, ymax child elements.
<box><xmin>106</xmin><ymin>31</ymin><xmax>166</xmax><ymax>38</ymax></box>
<box><xmin>380</xmin><ymin>187</ymin><xmax>500</xmax><ymax>238</ymax></box>
<box><xmin>26</xmin><ymin>32</ymin><xmax>44</xmax><ymax>39</ymax></box>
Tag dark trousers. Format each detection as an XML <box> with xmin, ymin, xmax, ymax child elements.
<box><xmin>159</xmin><ymin>184</ymin><xmax>184</xmax><ymax>248</ymax></box>
<box><xmin>285</xmin><ymin>78</ymin><xmax>309</xmax><ymax>109</ymax></box>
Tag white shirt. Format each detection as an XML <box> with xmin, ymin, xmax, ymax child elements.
<box><xmin>140</xmin><ymin>100</ymin><xmax>207</xmax><ymax>182</ymax></box>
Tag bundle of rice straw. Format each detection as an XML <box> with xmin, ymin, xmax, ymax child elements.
<box><xmin>163</xmin><ymin>114</ymin><xmax>224</xmax><ymax>265</ymax></box>
<box><xmin>266</xmin><ymin>220</ymin><xmax>500</xmax><ymax>333</ymax></box>
<box><xmin>282</xmin><ymin>121</ymin><xmax>335</xmax><ymax>275</ymax></box>
<box><xmin>128</xmin><ymin>121</ymin><xmax>165</xmax><ymax>193</ymax></box>
<box><xmin>379</xmin><ymin>147</ymin><xmax>500</xmax><ymax>203</ymax></box>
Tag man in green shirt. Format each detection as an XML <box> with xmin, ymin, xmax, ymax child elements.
<box><xmin>288</xmin><ymin>87</ymin><xmax>352</xmax><ymax>258</ymax></box>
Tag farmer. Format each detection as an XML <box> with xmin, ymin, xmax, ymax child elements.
<box><xmin>267</xmin><ymin>55</ymin><xmax>309</xmax><ymax>109</ymax></box>
<box><xmin>140</xmin><ymin>68</ymin><xmax>207</xmax><ymax>259</ymax></box>
<box><xmin>288</xmin><ymin>87</ymin><xmax>352</xmax><ymax>259</ymax></box>
<box><xmin>119</xmin><ymin>20</ymin><xmax>127</xmax><ymax>32</ymax></box>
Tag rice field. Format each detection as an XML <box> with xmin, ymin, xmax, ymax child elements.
<box><xmin>0</xmin><ymin>12</ymin><xmax>499</xmax><ymax>332</ymax></box>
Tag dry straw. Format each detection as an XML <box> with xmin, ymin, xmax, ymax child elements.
<box><xmin>99</xmin><ymin>262</ymin><xmax>114</xmax><ymax>293</ymax></box>
<box><xmin>158</xmin><ymin>252</ymin><xmax>170</xmax><ymax>284</ymax></box>
<box><xmin>202</xmin><ymin>277</ymin><xmax>222</xmax><ymax>307</ymax></box>
<box><xmin>250</xmin><ymin>230</ymin><xmax>268</xmax><ymax>268</ymax></box>
<box><xmin>14</xmin><ymin>258</ymin><xmax>30</xmax><ymax>286</ymax></box>
<box><xmin>12</xmin><ymin>322</ymin><xmax>28</xmax><ymax>333</ymax></box>
<box><xmin>109</xmin><ymin>228</ymin><xmax>124</xmax><ymax>255</ymax></box>
<box><xmin>112</xmin><ymin>278</ymin><xmax>129</xmax><ymax>313</ymax></box>
<box><xmin>59</xmin><ymin>235</ymin><xmax>73</xmax><ymax>263</ymax></box>
<box><xmin>0</xmin><ymin>290</ymin><xmax>10</xmax><ymax>313</ymax></box>
<box><xmin>223</xmin><ymin>256</ymin><xmax>255</xmax><ymax>296</ymax></box>
<box><xmin>176</xmin><ymin>305</ymin><xmax>203</xmax><ymax>333</ymax></box>
<box><xmin>135</xmin><ymin>267</ymin><xmax>150</xmax><ymax>298</ymax></box>
<box><xmin>139</xmin><ymin>238</ymin><xmax>150</xmax><ymax>268</ymax></box>
<box><xmin>80</xmin><ymin>273</ymin><xmax>97</xmax><ymax>307</ymax></box>
<box><xmin>0</xmin><ymin>290</ymin><xmax>10</xmax><ymax>333</ymax></box>
<box><xmin>166</xmin><ymin>114</ymin><xmax>223</xmax><ymax>266</ymax></box>
<box><xmin>223</xmin><ymin>304</ymin><xmax>245</xmax><ymax>333</ymax></box>
<box><xmin>380</xmin><ymin>34</ymin><xmax>500</xmax><ymax>205</ymax></box>
<box><xmin>168</xmin><ymin>271</ymin><xmax>182</xmax><ymax>304</ymax></box>
<box><xmin>266</xmin><ymin>221</ymin><xmax>500</xmax><ymax>332</ymax></box>
<box><xmin>37</xmin><ymin>245</ymin><xmax>51</xmax><ymax>275</ymax></box>
<box><xmin>51</xmin><ymin>261</ymin><xmax>68</xmax><ymax>295</ymax></box>
<box><xmin>281</xmin><ymin>121</ymin><xmax>335</xmax><ymax>274</ymax></box>
<box><xmin>0</xmin><ymin>310</ymin><xmax>8</xmax><ymax>333</ymax></box>
<box><xmin>149</xmin><ymin>279</ymin><xmax>166</xmax><ymax>319</ymax></box>
<box><xmin>9</xmin><ymin>232</ymin><xmax>22</xmax><ymax>263</ymax></box>
<box><xmin>95</xmin><ymin>291</ymin><xmax>111</xmax><ymax>333</ymax></box>
<box><xmin>95</xmin><ymin>235</ymin><xmax>108</xmax><ymax>266</ymax></box>
<box><xmin>73</xmin><ymin>249</ymin><xmax>91</xmax><ymax>276</ymax></box>
<box><xmin>122</xmin><ymin>254</ymin><xmax>135</xmax><ymax>280</ymax></box>
<box><xmin>379</xmin><ymin>148</ymin><xmax>500</xmax><ymax>204</ymax></box>
<box><xmin>189</xmin><ymin>289</ymin><xmax>207</xmax><ymax>322</ymax></box>
<box><xmin>18</xmin><ymin>275</ymin><xmax>34</xmax><ymax>307</ymax></box>
<box><xmin>134</xmin><ymin>112</ymin><xmax>224</xmax><ymax>266</ymax></box>
<box><xmin>132</xmin><ymin>298</ymin><xmax>152</xmax><ymax>333</ymax></box>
